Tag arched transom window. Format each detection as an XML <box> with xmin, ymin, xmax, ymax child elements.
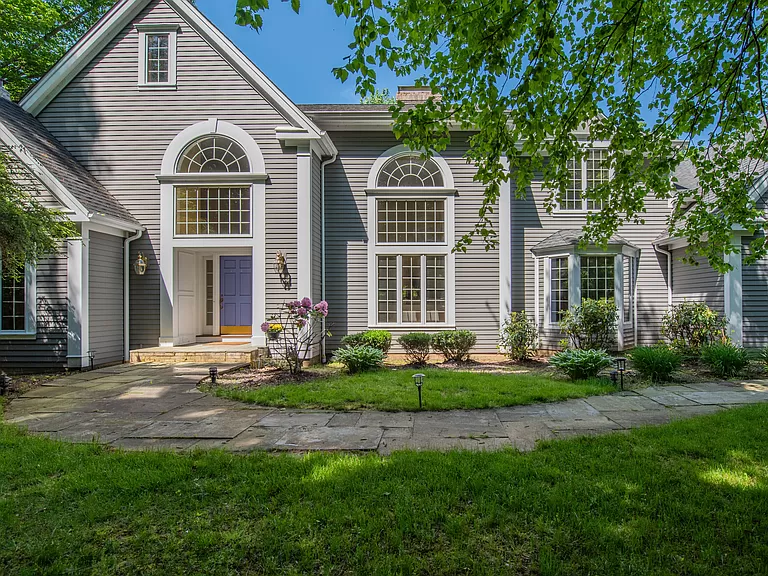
<box><xmin>177</xmin><ymin>136</ymin><xmax>250</xmax><ymax>173</ymax></box>
<box><xmin>377</xmin><ymin>154</ymin><xmax>445</xmax><ymax>187</ymax></box>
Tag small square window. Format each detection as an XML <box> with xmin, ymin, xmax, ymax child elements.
<box><xmin>136</xmin><ymin>25</ymin><xmax>177</xmax><ymax>88</ymax></box>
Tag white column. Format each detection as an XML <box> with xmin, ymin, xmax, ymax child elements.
<box><xmin>533</xmin><ymin>256</ymin><xmax>540</xmax><ymax>334</ymax></box>
<box><xmin>724</xmin><ymin>234</ymin><xmax>743</xmax><ymax>345</ymax></box>
<box><xmin>296</xmin><ymin>145</ymin><xmax>312</xmax><ymax>300</ymax></box>
<box><xmin>615</xmin><ymin>254</ymin><xmax>624</xmax><ymax>351</ymax></box>
<box><xmin>159</xmin><ymin>183</ymin><xmax>174</xmax><ymax>346</ymax></box>
<box><xmin>498</xmin><ymin>161</ymin><xmax>511</xmax><ymax>325</ymax></box>
<box><xmin>252</xmin><ymin>181</ymin><xmax>267</xmax><ymax>347</ymax></box>
<box><xmin>67</xmin><ymin>224</ymin><xmax>90</xmax><ymax>368</ymax></box>
<box><xmin>568</xmin><ymin>253</ymin><xmax>581</xmax><ymax>309</ymax></box>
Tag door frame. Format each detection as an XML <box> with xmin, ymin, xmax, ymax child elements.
<box><xmin>193</xmin><ymin>249</ymin><xmax>252</xmax><ymax>338</ymax></box>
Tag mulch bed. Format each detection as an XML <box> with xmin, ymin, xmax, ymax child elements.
<box><xmin>212</xmin><ymin>365</ymin><xmax>333</xmax><ymax>391</ymax></box>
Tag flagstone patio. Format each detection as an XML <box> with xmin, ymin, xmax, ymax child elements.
<box><xmin>5</xmin><ymin>363</ymin><xmax>768</xmax><ymax>454</ymax></box>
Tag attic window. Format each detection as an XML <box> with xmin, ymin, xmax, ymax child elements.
<box><xmin>136</xmin><ymin>24</ymin><xmax>178</xmax><ymax>88</ymax></box>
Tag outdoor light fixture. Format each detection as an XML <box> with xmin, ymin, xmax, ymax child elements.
<box><xmin>133</xmin><ymin>252</ymin><xmax>149</xmax><ymax>276</ymax></box>
<box><xmin>209</xmin><ymin>366</ymin><xmax>218</xmax><ymax>384</ymax></box>
<box><xmin>412</xmin><ymin>373</ymin><xmax>425</xmax><ymax>409</ymax></box>
<box><xmin>615</xmin><ymin>357</ymin><xmax>627</xmax><ymax>390</ymax></box>
<box><xmin>273</xmin><ymin>251</ymin><xmax>286</xmax><ymax>274</ymax></box>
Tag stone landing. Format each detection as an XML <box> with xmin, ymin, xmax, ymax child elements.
<box><xmin>129</xmin><ymin>343</ymin><xmax>265</xmax><ymax>365</ymax></box>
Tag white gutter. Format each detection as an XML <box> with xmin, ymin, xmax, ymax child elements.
<box><xmin>124</xmin><ymin>228</ymin><xmax>143</xmax><ymax>362</ymax></box>
<box><xmin>320</xmin><ymin>152</ymin><xmax>338</xmax><ymax>363</ymax></box>
<box><xmin>654</xmin><ymin>244</ymin><xmax>673</xmax><ymax>308</ymax></box>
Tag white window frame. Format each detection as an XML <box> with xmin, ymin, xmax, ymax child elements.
<box><xmin>136</xmin><ymin>24</ymin><xmax>178</xmax><ymax>89</ymax></box>
<box><xmin>0</xmin><ymin>259</ymin><xmax>37</xmax><ymax>338</ymax></box>
<box><xmin>173</xmin><ymin>185</ymin><xmax>254</xmax><ymax>239</ymax></box>
<box><xmin>555</xmin><ymin>146</ymin><xmax>612</xmax><ymax>213</ymax></box>
<box><xmin>367</xmin><ymin>191</ymin><xmax>456</xmax><ymax>329</ymax></box>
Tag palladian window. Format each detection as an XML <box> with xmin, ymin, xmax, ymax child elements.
<box><xmin>174</xmin><ymin>136</ymin><xmax>252</xmax><ymax>237</ymax></box>
<box><xmin>369</xmin><ymin>151</ymin><xmax>454</xmax><ymax>327</ymax></box>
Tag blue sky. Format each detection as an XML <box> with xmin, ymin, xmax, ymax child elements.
<box><xmin>195</xmin><ymin>0</ymin><xmax>413</xmax><ymax>104</ymax></box>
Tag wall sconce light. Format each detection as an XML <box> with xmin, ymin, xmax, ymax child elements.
<box><xmin>133</xmin><ymin>252</ymin><xmax>149</xmax><ymax>276</ymax></box>
<box><xmin>273</xmin><ymin>251</ymin><xmax>286</xmax><ymax>274</ymax></box>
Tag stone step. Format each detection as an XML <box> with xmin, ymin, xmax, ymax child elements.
<box><xmin>129</xmin><ymin>346</ymin><xmax>266</xmax><ymax>366</ymax></box>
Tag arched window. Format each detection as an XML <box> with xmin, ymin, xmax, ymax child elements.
<box><xmin>377</xmin><ymin>154</ymin><xmax>445</xmax><ymax>187</ymax></box>
<box><xmin>177</xmin><ymin>136</ymin><xmax>250</xmax><ymax>173</ymax></box>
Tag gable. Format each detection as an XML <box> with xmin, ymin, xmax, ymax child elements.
<box><xmin>20</xmin><ymin>0</ymin><xmax>329</xmax><ymax>150</ymax></box>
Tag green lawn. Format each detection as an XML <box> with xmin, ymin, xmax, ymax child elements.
<box><xmin>2</xmin><ymin>405</ymin><xmax>768</xmax><ymax>574</ymax></box>
<box><xmin>210</xmin><ymin>366</ymin><xmax>616</xmax><ymax>411</ymax></box>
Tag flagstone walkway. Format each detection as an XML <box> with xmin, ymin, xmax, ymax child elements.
<box><xmin>5</xmin><ymin>363</ymin><xmax>768</xmax><ymax>454</ymax></box>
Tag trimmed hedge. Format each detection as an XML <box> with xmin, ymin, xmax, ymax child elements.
<box><xmin>341</xmin><ymin>330</ymin><xmax>392</xmax><ymax>354</ymax></box>
<box><xmin>398</xmin><ymin>333</ymin><xmax>432</xmax><ymax>365</ymax></box>
<box><xmin>431</xmin><ymin>330</ymin><xmax>476</xmax><ymax>362</ymax></box>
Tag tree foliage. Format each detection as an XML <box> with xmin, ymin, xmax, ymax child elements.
<box><xmin>360</xmin><ymin>88</ymin><xmax>395</xmax><ymax>104</ymax></box>
<box><xmin>0</xmin><ymin>151</ymin><xmax>77</xmax><ymax>278</ymax></box>
<box><xmin>236</xmin><ymin>0</ymin><xmax>768</xmax><ymax>270</ymax></box>
<box><xmin>0</xmin><ymin>0</ymin><xmax>116</xmax><ymax>101</ymax></box>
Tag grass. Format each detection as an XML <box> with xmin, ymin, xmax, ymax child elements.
<box><xmin>2</xmin><ymin>405</ymin><xmax>768</xmax><ymax>574</ymax></box>
<box><xmin>209</xmin><ymin>366</ymin><xmax>616</xmax><ymax>411</ymax></box>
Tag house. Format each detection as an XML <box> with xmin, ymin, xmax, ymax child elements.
<box><xmin>0</xmin><ymin>0</ymin><xmax>765</xmax><ymax>370</ymax></box>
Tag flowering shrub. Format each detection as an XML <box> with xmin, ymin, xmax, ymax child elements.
<box><xmin>262</xmin><ymin>297</ymin><xmax>329</xmax><ymax>374</ymax></box>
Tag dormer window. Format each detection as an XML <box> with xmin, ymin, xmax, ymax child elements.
<box><xmin>136</xmin><ymin>24</ymin><xmax>178</xmax><ymax>88</ymax></box>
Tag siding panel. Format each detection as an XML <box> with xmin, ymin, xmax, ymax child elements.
<box><xmin>89</xmin><ymin>231</ymin><xmax>124</xmax><ymax>365</ymax></box>
<box><xmin>37</xmin><ymin>0</ymin><xmax>299</xmax><ymax>349</ymax></box>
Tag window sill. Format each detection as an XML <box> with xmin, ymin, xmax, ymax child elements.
<box><xmin>137</xmin><ymin>83</ymin><xmax>177</xmax><ymax>91</ymax></box>
<box><xmin>0</xmin><ymin>332</ymin><xmax>36</xmax><ymax>340</ymax></box>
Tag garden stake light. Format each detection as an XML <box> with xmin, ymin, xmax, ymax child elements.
<box><xmin>209</xmin><ymin>366</ymin><xmax>218</xmax><ymax>385</ymax></box>
<box><xmin>413</xmin><ymin>373</ymin><xmax>425</xmax><ymax>409</ymax></box>
<box><xmin>615</xmin><ymin>357</ymin><xmax>627</xmax><ymax>390</ymax></box>
<box><xmin>0</xmin><ymin>373</ymin><xmax>10</xmax><ymax>396</ymax></box>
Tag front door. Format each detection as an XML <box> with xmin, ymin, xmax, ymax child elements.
<box><xmin>220</xmin><ymin>256</ymin><xmax>252</xmax><ymax>335</ymax></box>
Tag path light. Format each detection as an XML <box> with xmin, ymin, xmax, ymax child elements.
<box><xmin>209</xmin><ymin>366</ymin><xmax>218</xmax><ymax>384</ymax></box>
<box><xmin>413</xmin><ymin>373</ymin><xmax>425</xmax><ymax>409</ymax></box>
<box><xmin>615</xmin><ymin>357</ymin><xmax>627</xmax><ymax>391</ymax></box>
<box><xmin>0</xmin><ymin>373</ymin><xmax>11</xmax><ymax>396</ymax></box>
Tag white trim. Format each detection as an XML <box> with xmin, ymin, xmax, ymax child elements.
<box><xmin>296</xmin><ymin>146</ymin><xmax>312</xmax><ymax>301</ymax></box>
<box><xmin>124</xmin><ymin>228</ymin><xmax>142</xmax><ymax>361</ymax></box>
<box><xmin>136</xmin><ymin>26</ymin><xmax>177</xmax><ymax>88</ymax></box>
<box><xmin>0</xmin><ymin>259</ymin><xmax>37</xmax><ymax>338</ymax></box>
<box><xmin>724</xmin><ymin>234</ymin><xmax>743</xmax><ymax>345</ymax></box>
<box><xmin>533</xmin><ymin>256</ymin><xmax>541</xmax><ymax>336</ymax></box>
<box><xmin>67</xmin><ymin>225</ymin><xmax>90</xmax><ymax>367</ymax></box>
<box><xmin>615</xmin><ymin>254</ymin><xmax>624</xmax><ymax>351</ymax></box>
<box><xmin>367</xmin><ymin>145</ymin><xmax>455</xmax><ymax>190</ymax></box>
<box><xmin>543</xmin><ymin>253</ymin><xmax>571</xmax><ymax>329</ymax></box>
<box><xmin>366</xmin><ymin>192</ymin><xmax>456</xmax><ymax>328</ymax></box>
<box><xmin>159</xmin><ymin>119</ymin><xmax>267</xmax><ymax>347</ymax></box>
<box><xmin>499</xmin><ymin>159</ymin><xmax>512</xmax><ymax>325</ymax></box>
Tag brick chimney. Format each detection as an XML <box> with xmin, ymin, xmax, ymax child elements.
<box><xmin>395</xmin><ymin>85</ymin><xmax>441</xmax><ymax>105</ymax></box>
<box><xmin>0</xmin><ymin>79</ymin><xmax>10</xmax><ymax>101</ymax></box>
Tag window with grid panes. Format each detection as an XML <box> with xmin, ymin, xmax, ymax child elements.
<box><xmin>550</xmin><ymin>257</ymin><xmax>569</xmax><ymax>323</ymax></box>
<box><xmin>146</xmin><ymin>34</ymin><xmax>169</xmax><ymax>83</ymax></box>
<box><xmin>559</xmin><ymin>149</ymin><xmax>610</xmax><ymax>211</ymax></box>
<box><xmin>377</xmin><ymin>199</ymin><xmax>445</xmax><ymax>243</ymax></box>
<box><xmin>1</xmin><ymin>264</ymin><xmax>27</xmax><ymax>332</ymax></box>
<box><xmin>175</xmin><ymin>188</ymin><xmax>251</xmax><ymax>236</ymax></box>
<box><xmin>580</xmin><ymin>256</ymin><xmax>615</xmax><ymax>302</ymax></box>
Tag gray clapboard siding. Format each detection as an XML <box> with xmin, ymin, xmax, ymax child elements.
<box><xmin>324</xmin><ymin>131</ymin><xmax>500</xmax><ymax>352</ymax></box>
<box><xmin>37</xmin><ymin>0</ymin><xmax>299</xmax><ymax>349</ymax></box>
<box><xmin>671</xmin><ymin>248</ymin><xmax>724</xmax><ymax>314</ymax></box>
<box><xmin>516</xmin><ymin>182</ymin><xmax>672</xmax><ymax>348</ymax></box>
<box><xmin>88</xmin><ymin>231</ymin><xmax>124</xmax><ymax>366</ymax></box>
<box><xmin>0</xmin><ymin>251</ymin><xmax>68</xmax><ymax>371</ymax></box>
<box><xmin>742</xmin><ymin>238</ymin><xmax>768</xmax><ymax>347</ymax></box>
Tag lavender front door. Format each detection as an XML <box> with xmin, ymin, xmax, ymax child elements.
<box><xmin>220</xmin><ymin>256</ymin><xmax>252</xmax><ymax>335</ymax></box>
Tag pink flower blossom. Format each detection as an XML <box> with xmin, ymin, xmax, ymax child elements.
<box><xmin>314</xmin><ymin>301</ymin><xmax>329</xmax><ymax>317</ymax></box>
<box><xmin>297</xmin><ymin>318</ymin><xmax>307</xmax><ymax>327</ymax></box>
<box><xmin>301</xmin><ymin>297</ymin><xmax>313</xmax><ymax>308</ymax></box>
<box><xmin>297</xmin><ymin>307</ymin><xmax>308</xmax><ymax>317</ymax></box>
<box><xmin>260</xmin><ymin>322</ymin><xmax>270</xmax><ymax>333</ymax></box>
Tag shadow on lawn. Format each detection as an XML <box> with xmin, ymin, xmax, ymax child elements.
<box><xmin>1</xmin><ymin>405</ymin><xmax>767</xmax><ymax>574</ymax></box>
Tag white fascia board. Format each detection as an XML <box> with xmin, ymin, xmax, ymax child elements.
<box><xmin>20</xmin><ymin>0</ymin><xmax>149</xmax><ymax>115</ymax></box>
<box><xmin>89</xmin><ymin>213</ymin><xmax>143</xmax><ymax>234</ymax></box>
<box><xmin>275</xmin><ymin>127</ymin><xmax>338</xmax><ymax>157</ymax></box>
<box><xmin>0</xmin><ymin>121</ymin><xmax>90</xmax><ymax>219</ymax></box>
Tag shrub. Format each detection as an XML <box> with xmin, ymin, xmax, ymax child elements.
<box><xmin>332</xmin><ymin>345</ymin><xmax>385</xmax><ymax>374</ymax></box>
<box><xmin>398</xmin><ymin>332</ymin><xmax>432</xmax><ymax>365</ymax></box>
<box><xmin>341</xmin><ymin>330</ymin><xmax>392</xmax><ymax>354</ymax></box>
<box><xmin>700</xmin><ymin>343</ymin><xmax>749</xmax><ymax>378</ymax></box>
<box><xmin>661</xmin><ymin>301</ymin><xmax>726</xmax><ymax>354</ymax></box>
<box><xmin>560</xmin><ymin>298</ymin><xmax>618</xmax><ymax>350</ymax></box>
<box><xmin>431</xmin><ymin>330</ymin><xmax>477</xmax><ymax>362</ymax></box>
<box><xmin>549</xmin><ymin>349</ymin><xmax>613</xmax><ymax>380</ymax></box>
<box><xmin>499</xmin><ymin>311</ymin><xmax>538</xmax><ymax>361</ymax></box>
<box><xmin>629</xmin><ymin>346</ymin><xmax>682</xmax><ymax>382</ymax></box>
